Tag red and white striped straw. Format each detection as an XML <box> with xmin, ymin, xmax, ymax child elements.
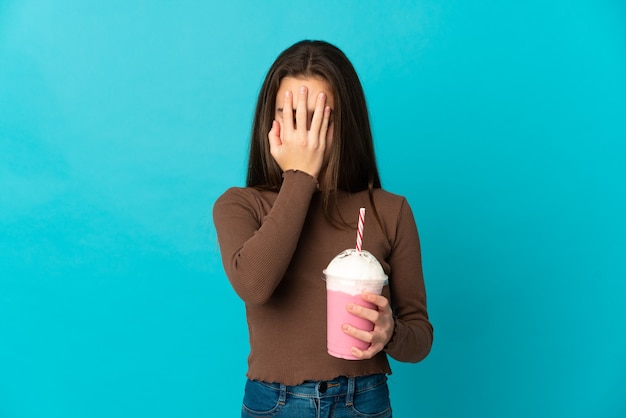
<box><xmin>356</xmin><ymin>207</ymin><xmax>365</xmax><ymax>252</ymax></box>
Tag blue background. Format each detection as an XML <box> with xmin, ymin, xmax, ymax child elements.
<box><xmin>1</xmin><ymin>1</ymin><xmax>625</xmax><ymax>417</ymax></box>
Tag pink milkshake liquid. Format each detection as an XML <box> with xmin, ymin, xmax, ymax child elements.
<box><xmin>323</xmin><ymin>249</ymin><xmax>387</xmax><ymax>360</ymax></box>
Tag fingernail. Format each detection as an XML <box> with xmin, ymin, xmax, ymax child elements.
<box><xmin>285</xmin><ymin>91</ymin><xmax>291</xmax><ymax>98</ymax></box>
<box><xmin>300</xmin><ymin>86</ymin><xmax>307</xmax><ymax>94</ymax></box>
<box><xmin>342</xmin><ymin>324</ymin><xmax>350</xmax><ymax>332</ymax></box>
<box><xmin>319</xmin><ymin>92</ymin><xmax>326</xmax><ymax>100</ymax></box>
<box><xmin>347</xmin><ymin>304</ymin><xmax>354</xmax><ymax>311</ymax></box>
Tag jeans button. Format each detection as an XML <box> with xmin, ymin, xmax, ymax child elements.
<box><xmin>319</xmin><ymin>382</ymin><xmax>327</xmax><ymax>393</ymax></box>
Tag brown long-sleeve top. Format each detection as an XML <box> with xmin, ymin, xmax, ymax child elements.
<box><xmin>213</xmin><ymin>170</ymin><xmax>433</xmax><ymax>385</ymax></box>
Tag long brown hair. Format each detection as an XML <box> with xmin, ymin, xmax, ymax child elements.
<box><xmin>246</xmin><ymin>40</ymin><xmax>382</xmax><ymax>227</ymax></box>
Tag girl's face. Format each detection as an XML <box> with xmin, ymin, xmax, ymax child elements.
<box><xmin>274</xmin><ymin>76</ymin><xmax>336</xmax><ymax>162</ymax></box>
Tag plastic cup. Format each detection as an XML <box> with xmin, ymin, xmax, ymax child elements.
<box><xmin>323</xmin><ymin>249</ymin><xmax>387</xmax><ymax>360</ymax></box>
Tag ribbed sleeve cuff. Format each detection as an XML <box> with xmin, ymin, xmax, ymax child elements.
<box><xmin>281</xmin><ymin>169</ymin><xmax>319</xmax><ymax>191</ymax></box>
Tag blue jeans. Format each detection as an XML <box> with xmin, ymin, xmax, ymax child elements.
<box><xmin>241</xmin><ymin>374</ymin><xmax>392</xmax><ymax>417</ymax></box>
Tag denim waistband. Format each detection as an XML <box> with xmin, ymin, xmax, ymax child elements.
<box><xmin>252</xmin><ymin>374</ymin><xmax>387</xmax><ymax>399</ymax></box>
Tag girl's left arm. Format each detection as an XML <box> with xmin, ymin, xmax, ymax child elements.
<box><xmin>383</xmin><ymin>198</ymin><xmax>434</xmax><ymax>363</ymax></box>
<box><xmin>340</xmin><ymin>197</ymin><xmax>433</xmax><ymax>361</ymax></box>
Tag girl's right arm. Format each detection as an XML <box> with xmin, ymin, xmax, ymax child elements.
<box><xmin>215</xmin><ymin>85</ymin><xmax>329</xmax><ymax>304</ymax></box>
<box><xmin>212</xmin><ymin>170</ymin><xmax>318</xmax><ymax>305</ymax></box>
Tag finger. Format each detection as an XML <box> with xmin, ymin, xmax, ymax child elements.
<box><xmin>268</xmin><ymin>120</ymin><xmax>281</xmax><ymax>150</ymax></box>
<box><xmin>277</xmin><ymin>118</ymin><xmax>284</xmax><ymax>141</ymax></box>
<box><xmin>362</xmin><ymin>292</ymin><xmax>391</xmax><ymax>313</ymax></box>
<box><xmin>342</xmin><ymin>323</ymin><xmax>374</xmax><ymax>344</ymax></box>
<box><xmin>350</xmin><ymin>342</ymin><xmax>385</xmax><ymax>360</ymax></box>
<box><xmin>342</xmin><ymin>319</ymin><xmax>392</xmax><ymax>349</ymax></box>
<box><xmin>319</xmin><ymin>106</ymin><xmax>331</xmax><ymax>143</ymax></box>
<box><xmin>283</xmin><ymin>90</ymin><xmax>294</xmax><ymax>133</ymax></box>
<box><xmin>296</xmin><ymin>85</ymin><xmax>307</xmax><ymax>132</ymax></box>
<box><xmin>347</xmin><ymin>302</ymin><xmax>381</xmax><ymax>324</ymax></box>
<box><xmin>309</xmin><ymin>92</ymin><xmax>327</xmax><ymax>135</ymax></box>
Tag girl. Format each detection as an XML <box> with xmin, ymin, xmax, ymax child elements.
<box><xmin>213</xmin><ymin>40</ymin><xmax>433</xmax><ymax>418</ymax></box>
